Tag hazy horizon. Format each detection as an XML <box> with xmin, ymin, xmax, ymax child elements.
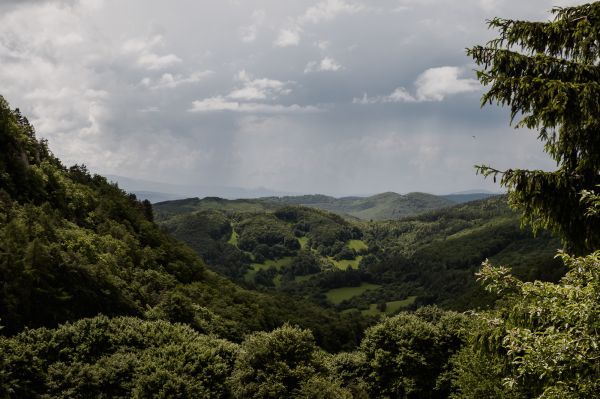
<box><xmin>0</xmin><ymin>0</ymin><xmax>577</xmax><ymax>196</ymax></box>
<box><xmin>107</xmin><ymin>173</ymin><xmax>503</xmax><ymax>201</ymax></box>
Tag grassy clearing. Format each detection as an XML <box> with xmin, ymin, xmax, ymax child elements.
<box><xmin>347</xmin><ymin>239</ymin><xmax>368</xmax><ymax>251</ymax></box>
<box><xmin>227</xmin><ymin>230</ymin><xmax>238</xmax><ymax>246</ymax></box>
<box><xmin>329</xmin><ymin>256</ymin><xmax>363</xmax><ymax>270</ymax></box>
<box><xmin>360</xmin><ymin>296</ymin><xmax>418</xmax><ymax>316</ymax></box>
<box><xmin>298</xmin><ymin>236</ymin><xmax>309</xmax><ymax>249</ymax></box>
<box><xmin>244</xmin><ymin>257</ymin><xmax>294</xmax><ymax>282</ymax></box>
<box><xmin>386</xmin><ymin>296</ymin><xmax>417</xmax><ymax>312</ymax></box>
<box><xmin>325</xmin><ymin>283</ymin><xmax>380</xmax><ymax>304</ymax></box>
<box><xmin>253</xmin><ymin>257</ymin><xmax>294</xmax><ymax>271</ymax></box>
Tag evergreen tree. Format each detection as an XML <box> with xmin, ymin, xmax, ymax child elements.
<box><xmin>468</xmin><ymin>2</ymin><xmax>600</xmax><ymax>254</ymax></box>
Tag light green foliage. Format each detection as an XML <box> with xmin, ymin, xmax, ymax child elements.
<box><xmin>454</xmin><ymin>251</ymin><xmax>600</xmax><ymax>398</ymax></box>
<box><xmin>468</xmin><ymin>3</ymin><xmax>600</xmax><ymax>254</ymax></box>
<box><xmin>325</xmin><ymin>283</ymin><xmax>380</xmax><ymax>304</ymax></box>
<box><xmin>298</xmin><ymin>235</ymin><xmax>309</xmax><ymax>249</ymax></box>
<box><xmin>228</xmin><ymin>229</ymin><xmax>239</xmax><ymax>245</ymax></box>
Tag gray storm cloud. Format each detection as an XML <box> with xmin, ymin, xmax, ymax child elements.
<box><xmin>0</xmin><ymin>0</ymin><xmax>575</xmax><ymax>196</ymax></box>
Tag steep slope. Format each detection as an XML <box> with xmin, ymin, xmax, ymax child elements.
<box><xmin>0</xmin><ymin>96</ymin><xmax>367</xmax><ymax>351</ymax></box>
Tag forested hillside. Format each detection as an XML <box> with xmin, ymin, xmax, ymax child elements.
<box><xmin>0</xmin><ymin>96</ymin><xmax>368</xmax><ymax>351</ymax></box>
<box><xmin>154</xmin><ymin>190</ymin><xmax>464</xmax><ymax>222</ymax></box>
<box><xmin>156</xmin><ymin>194</ymin><xmax>563</xmax><ymax>315</ymax></box>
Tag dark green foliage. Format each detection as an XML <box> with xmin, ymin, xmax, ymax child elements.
<box><xmin>452</xmin><ymin>4</ymin><xmax>600</xmax><ymax>397</ymax></box>
<box><xmin>237</xmin><ymin>213</ymin><xmax>300</xmax><ymax>255</ymax></box>
<box><xmin>359</xmin><ymin>307</ymin><xmax>469</xmax><ymax>399</ymax></box>
<box><xmin>160</xmin><ymin>210</ymin><xmax>249</xmax><ymax>278</ymax></box>
<box><xmin>282</xmin><ymin>250</ymin><xmax>323</xmax><ymax>279</ymax></box>
<box><xmin>468</xmin><ymin>3</ymin><xmax>600</xmax><ymax>254</ymax></box>
<box><xmin>0</xmin><ymin>316</ymin><xmax>238</xmax><ymax>398</ymax></box>
<box><xmin>327</xmin><ymin>351</ymin><xmax>370</xmax><ymax>397</ymax></box>
<box><xmin>229</xmin><ymin>324</ymin><xmax>350</xmax><ymax>398</ymax></box>
<box><xmin>0</xmin><ymin>157</ymin><xmax>205</xmax><ymax>333</ymax></box>
<box><xmin>274</xmin><ymin>206</ymin><xmax>360</xmax><ymax>249</ymax></box>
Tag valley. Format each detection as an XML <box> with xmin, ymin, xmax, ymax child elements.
<box><xmin>155</xmin><ymin>194</ymin><xmax>564</xmax><ymax>317</ymax></box>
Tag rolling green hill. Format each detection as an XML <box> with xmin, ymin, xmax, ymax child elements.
<box><xmin>155</xmin><ymin>191</ymin><xmax>459</xmax><ymax>222</ymax></box>
<box><xmin>156</xmin><ymin>191</ymin><xmax>563</xmax><ymax>316</ymax></box>
<box><xmin>267</xmin><ymin>191</ymin><xmax>456</xmax><ymax>220</ymax></box>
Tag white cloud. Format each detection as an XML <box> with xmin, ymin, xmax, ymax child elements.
<box><xmin>228</xmin><ymin>70</ymin><xmax>291</xmax><ymax>100</ymax></box>
<box><xmin>274</xmin><ymin>28</ymin><xmax>301</xmax><ymax>47</ymax></box>
<box><xmin>240</xmin><ymin>10</ymin><xmax>266</xmax><ymax>43</ymax></box>
<box><xmin>316</xmin><ymin>40</ymin><xmax>331</xmax><ymax>50</ymax></box>
<box><xmin>414</xmin><ymin>66</ymin><xmax>480</xmax><ymax>101</ymax></box>
<box><xmin>354</xmin><ymin>66</ymin><xmax>480</xmax><ymax>104</ymax></box>
<box><xmin>136</xmin><ymin>53</ymin><xmax>181</xmax><ymax>70</ymax></box>
<box><xmin>188</xmin><ymin>70</ymin><xmax>305</xmax><ymax>113</ymax></box>
<box><xmin>189</xmin><ymin>96</ymin><xmax>320</xmax><ymax>113</ymax></box>
<box><xmin>274</xmin><ymin>0</ymin><xmax>364</xmax><ymax>47</ymax></box>
<box><xmin>141</xmin><ymin>70</ymin><xmax>213</xmax><ymax>90</ymax></box>
<box><xmin>300</xmin><ymin>0</ymin><xmax>364</xmax><ymax>24</ymax></box>
<box><xmin>394</xmin><ymin>0</ymin><xmax>501</xmax><ymax>13</ymax></box>
<box><xmin>304</xmin><ymin>57</ymin><xmax>343</xmax><ymax>73</ymax></box>
<box><xmin>122</xmin><ymin>34</ymin><xmax>181</xmax><ymax>70</ymax></box>
<box><xmin>0</xmin><ymin>0</ymin><xmax>565</xmax><ymax>194</ymax></box>
<box><xmin>121</xmin><ymin>35</ymin><xmax>163</xmax><ymax>54</ymax></box>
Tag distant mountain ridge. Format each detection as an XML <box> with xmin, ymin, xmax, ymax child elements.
<box><xmin>155</xmin><ymin>191</ymin><xmax>499</xmax><ymax>221</ymax></box>
<box><xmin>105</xmin><ymin>174</ymin><xmax>298</xmax><ymax>202</ymax></box>
<box><xmin>442</xmin><ymin>192</ymin><xmax>498</xmax><ymax>204</ymax></box>
<box><xmin>263</xmin><ymin>192</ymin><xmax>456</xmax><ymax>220</ymax></box>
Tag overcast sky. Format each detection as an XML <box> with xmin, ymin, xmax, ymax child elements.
<box><xmin>0</xmin><ymin>0</ymin><xmax>582</xmax><ymax>196</ymax></box>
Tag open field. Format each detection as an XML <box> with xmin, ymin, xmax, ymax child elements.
<box><xmin>347</xmin><ymin>239</ymin><xmax>368</xmax><ymax>251</ymax></box>
<box><xmin>298</xmin><ymin>236</ymin><xmax>309</xmax><ymax>249</ymax></box>
<box><xmin>244</xmin><ymin>257</ymin><xmax>294</xmax><ymax>281</ymax></box>
<box><xmin>227</xmin><ymin>230</ymin><xmax>238</xmax><ymax>245</ymax></box>
<box><xmin>361</xmin><ymin>296</ymin><xmax>418</xmax><ymax>316</ymax></box>
<box><xmin>326</xmin><ymin>283</ymin><xmax>380</xmax><ymax>304</ymax></box>
<box><xmin>330</xmin><ymin>255</ymin><xmax>363</xmax><ymax>270</ymax></box>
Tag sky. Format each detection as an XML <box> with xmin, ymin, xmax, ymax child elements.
<box><xmin>0</xmin><ymin>0</ymin><xmax>582</xmax><ymax>196</ymax></box>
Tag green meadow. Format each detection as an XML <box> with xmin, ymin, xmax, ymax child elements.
<box><xmin>325</xmin><ymin>283</ymin><xmax>380</xmax><ymax>304</ymax></box>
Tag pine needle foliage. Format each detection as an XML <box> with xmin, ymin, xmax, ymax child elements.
<box><xmin>468</xmin><ymin>2</ymin><xmax>600</xmax><ymax>255</ymax></box>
